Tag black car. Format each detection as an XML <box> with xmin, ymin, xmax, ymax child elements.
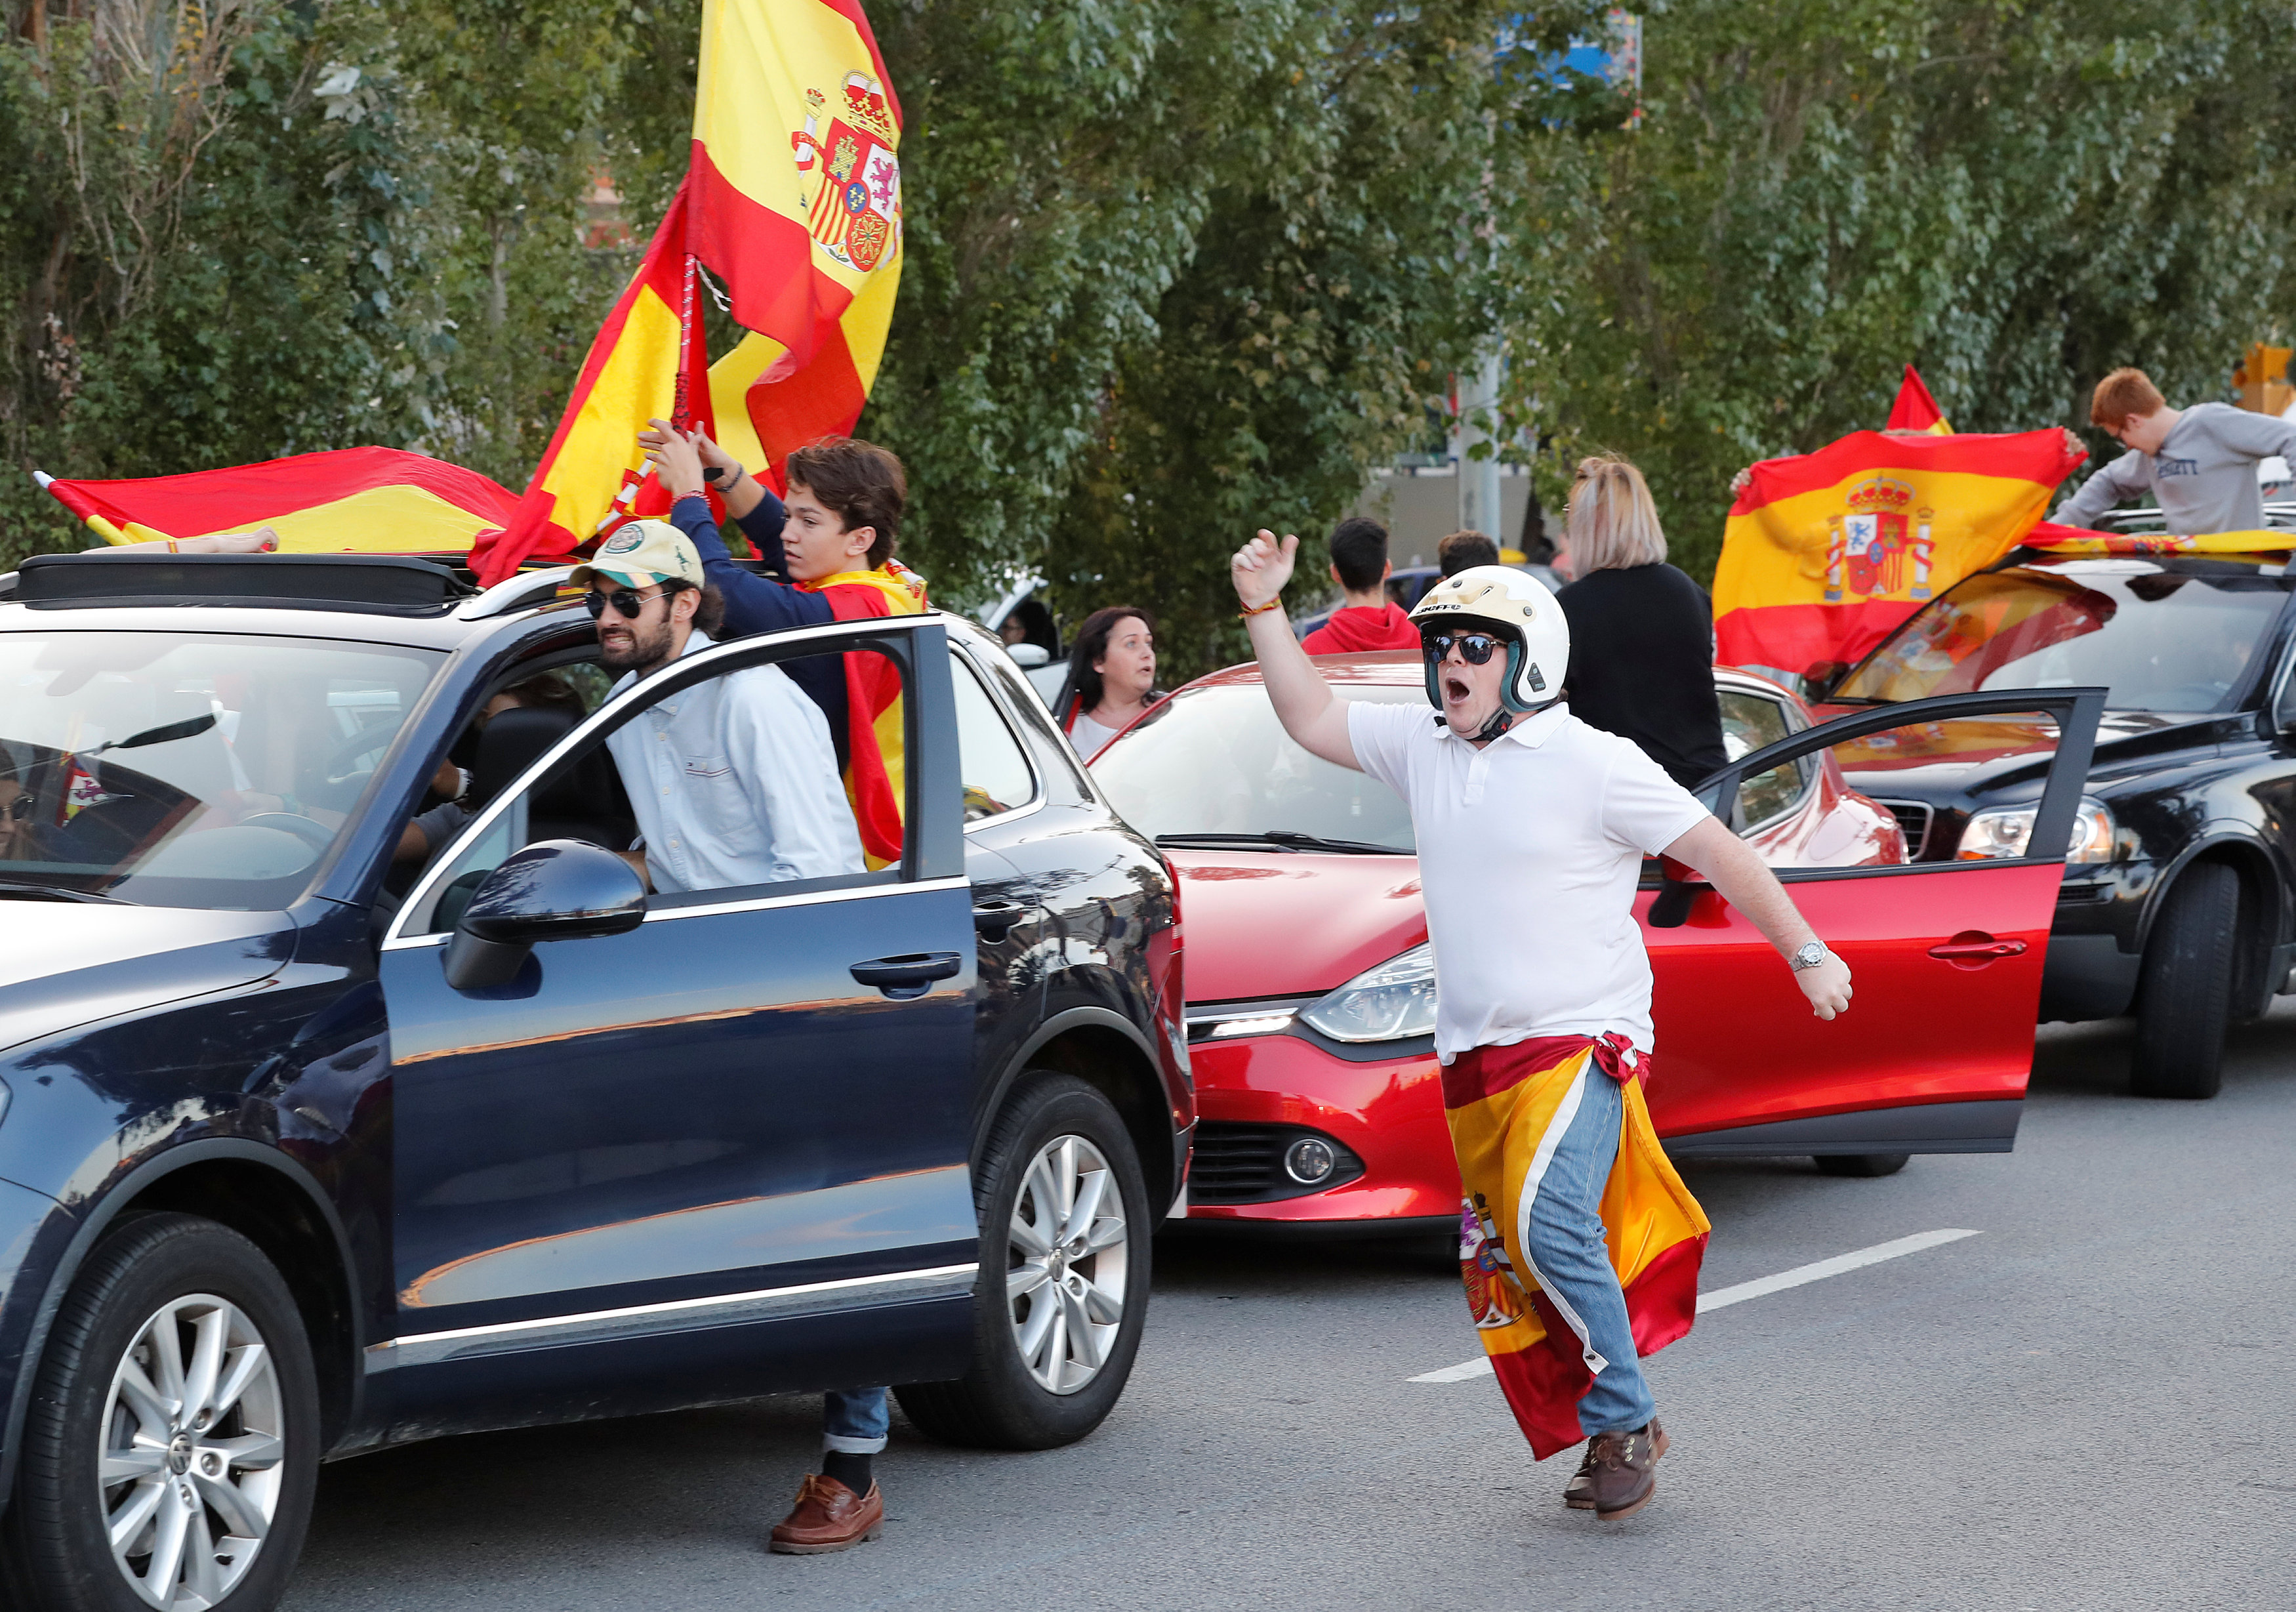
<box><xmin>1811</xmin><ymin>547</ymin><xmax>2296</xmax><ymax>1100</ymax></box>
<box><xmin>0</xmin><ymin>550</ymin><xmax>1190</xmax><ymax>1611</ymax></box>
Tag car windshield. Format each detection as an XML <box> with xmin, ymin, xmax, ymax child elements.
<box><xmin>1834</xmin><ymin>563</ymin><xmax>2289</xmax><ymax>713</ymax></box>
<box><xmin>0</xmin><ymin>631</ymin><xmax>442</xmax><ymax>909</ymax></box>
<box><xmin>1092</xmin><ymin>682</ymin><xmax>1420</xmax><ymax>852</ymax></box>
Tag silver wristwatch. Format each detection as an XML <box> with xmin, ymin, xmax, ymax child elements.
<box><xmin>1789</xmin><ymin>941</ymin><xmax>1828</xmax><ymax>972</ymax></box>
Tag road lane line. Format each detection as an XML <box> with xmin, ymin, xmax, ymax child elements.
<box><xmin>1407</xmin><ymin>1228</ymin><xmax>1982</xmax><ymax>1384</ymax></box>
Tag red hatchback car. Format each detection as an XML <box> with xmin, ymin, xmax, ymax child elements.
<box><xmin>1091</xmin><ymin>651</ymin><xmax>2106</xmax><ymax>1231</ymax></box>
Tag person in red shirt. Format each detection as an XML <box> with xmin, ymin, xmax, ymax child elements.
<box><xmin>1299</xmin><ymin>516</ymin><xmax>1422</xmax><ymax>653</ymax></box>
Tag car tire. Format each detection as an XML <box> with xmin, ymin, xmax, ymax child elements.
<box><xmin>1813</xmin><ymin>1153</ymin><xmax>1910</xmax><ymax>1178</ymax></box>
<box><xmin>2131</xmin><ymin>860</ymin><xmax>2238</xmax><ymax>1101</ymax></box>
<box><xmin>896</xmin><ymin>1075</ymin><xmax>1151</xmax><ymax>1451</ymax></box>
<box><xmin>0</xmin><ymin>1213</ymin><xmax>321</xmax><ymax>1612</ymax></box>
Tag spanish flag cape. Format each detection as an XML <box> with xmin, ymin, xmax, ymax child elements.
<box><xmin>1450</xmin><ymin>1035</ymin><xmax>1708</xmax><ymax>1459</ymax></box>
<box><xmin>802</xmin><ymin>559</ymin><xmax>927</xmax><ymax>866</ymax></box>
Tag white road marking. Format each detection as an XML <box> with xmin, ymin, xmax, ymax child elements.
<box><xmin>1408</xmin><ymin>1228</ymin><xmax>1983</xmax><ymax>1384</ymax></box>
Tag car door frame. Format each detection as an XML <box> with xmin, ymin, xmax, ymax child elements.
<box><xmin>1645</xmin><ymin>685</ymin><xmax>2107</xmax><ymax>1156</ymax></box>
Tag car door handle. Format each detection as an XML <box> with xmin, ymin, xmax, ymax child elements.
<box><xmin>850</xmin><ymin>951</ymin><xmax>966</xmax><ymax>999</ymax></box>
<box><xmin>973</xmin><ymin>899</ymin><xmax>1027</xmax><ymax>940</ymax></box>
<box><xmin>1927</xmin><ymin>936</ymin><xmax>2028</xmax><ymax>964</ymax></box>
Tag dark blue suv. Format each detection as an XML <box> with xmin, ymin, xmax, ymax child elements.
<box><xmin>0</xmin><ymin>550</ymin><xmax>1189</xmax><ymax>1611</ymax></box>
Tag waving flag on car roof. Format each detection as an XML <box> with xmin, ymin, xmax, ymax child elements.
<box><xmin>1713</xmin><ymin>428</ymin><xmax>2085</xmax><ymax>685</ymax></box>
<box><xmin>38</xmin><ymin>449</ymin><xmax>521</xmax><ymax>554</ymax></box>
<box><xmin>472</xmin><ymin>0</ymin><xmax>904</xmax><ymax>583</ymax></box>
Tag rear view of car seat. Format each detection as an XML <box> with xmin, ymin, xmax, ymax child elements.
<box><xmin>467</xmin><ymin>706</ymin><xmax>634</xmax><ymax>850</ymax></box>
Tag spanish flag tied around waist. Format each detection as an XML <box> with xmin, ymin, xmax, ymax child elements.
<box><xmin>472</xmin><ymin>0</ymin><xmax>903</xmax><ymax>583</ymax></box>
<box><xmin>804</xmin><ymin>560</ymin><xmax>926</xmax><ymax>866</ymax></box>
<box><xmin>39</xmin><ymin>449</ymin><xmax>520</xmax><ymax>554</ymax></box>
<box><xmin>1712</xmin><ymin>428</ymin><xmax>2085</xmax><ymax>684</ymax></box>
<box><xmin>1448</xmin><ymin>1035</ymin><xmax>1708</xmax><ymax>1460</ymax></box>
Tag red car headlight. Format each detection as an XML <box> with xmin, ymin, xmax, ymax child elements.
<box><xmin>1297</xmin><ymin>942</ymin><xmax>1438</xmax><ymax>1043</ymax></box>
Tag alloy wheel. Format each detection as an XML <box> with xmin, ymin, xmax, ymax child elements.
<box><xmin>98</xmin><ymin>1292</ymin><xmax>288</xmax><ymax>1611</ymax></box>
<box><xmin>1005</xmin><ymin>1134</ymin><xmax>1130</xmax><ymax>1394</ymax></box>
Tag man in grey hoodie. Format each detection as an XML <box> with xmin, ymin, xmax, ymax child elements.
<box><xmin>2057</xmin><ymin>367</ymin><xmax>2296</xmax><ymax>535</ymax></box>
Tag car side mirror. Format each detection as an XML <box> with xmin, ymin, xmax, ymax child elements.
<box><xmin>1799</xmin><ymin>659</ymin><xmax>1849</xmax><ymax>702</ymax></box>
<box><xmin>1006</xmin><ymin>642</ymin><xmax>1050</xmax><ymax>669</ymax></box>
<box><xmin>442</xmin><ymin>840</ymin><xmax>646</xmax><ymax>991</ymax></box>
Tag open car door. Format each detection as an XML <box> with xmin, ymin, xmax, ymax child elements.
<box><xmin>1641</xmin><ymin>686</ymin><xmax>2106</xmax><ymax>1164</ymax></box>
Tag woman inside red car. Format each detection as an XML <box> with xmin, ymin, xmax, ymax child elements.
<box><xmin>1227</xmin><ymin>531</ymin><xmax>1854</xmax><ymax>1523</ymax></box>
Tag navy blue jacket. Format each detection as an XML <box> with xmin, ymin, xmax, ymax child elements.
<box><xmin>666</xmin><ymin>492</ymin><xmax>850</xmax><ymax>764</ymax></box>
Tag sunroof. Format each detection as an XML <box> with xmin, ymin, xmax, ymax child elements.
<box><xmin>10</xmin><ymin>552</ymin><xmax>473</xmax><ymax>615</ymax></box>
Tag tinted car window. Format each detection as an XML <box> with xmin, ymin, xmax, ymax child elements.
<box><xmin>951</xmin><ymin>651</ymin><xmax>1036</xmax><ymax>819</ymax></box>
<box><xmin>1717</xmin><ymin>688</ymin><xmax>1806</xmax><ymax>827</ymax></box>
<box><xmin>1837</xmin><ymin>563</ymin><xmax>2288</xmax><ymax>713</ymax></box>
<box><xmin>0</xmin><ymin>630</ymin><xmax>440</xmax><ymax>908</ymax></box>
<box><xmin>1092</xmin><ymin>682</ymin><xmax>1419</xmax><ymax>851</ymax></box>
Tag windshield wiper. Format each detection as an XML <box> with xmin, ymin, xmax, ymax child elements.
<box><xmin>0</xmin><ymin>880</ymin><xmax>124</xmax><ymax>905</ymax></box>
<box><xmin>1153</xmin><ymin>831</ymin><xmax>1410</xmax><ymax>856</ymax></box>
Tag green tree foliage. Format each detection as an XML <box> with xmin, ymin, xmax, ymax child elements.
<box><xmin>1509</xmin><ymin>0</ymin><xmax>2296</xmax><ymax>584</ymax></box>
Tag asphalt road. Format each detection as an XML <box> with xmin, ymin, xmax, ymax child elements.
<box><xmin>282</xmin><ymin>1008</ymin><xmax>2296</xmax><ymax>1611</ymax></box>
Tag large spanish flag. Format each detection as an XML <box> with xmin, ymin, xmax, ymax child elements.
<box><xmin>38</xmin><ymin>449</ymin><xmax>520</xmax><ymax>554</ymax></box>
<box><xmin>470</xmin><ymin>186</ymin><xmax>710</xmax><ymax>583</ymax></box>
<box><xmin>1449</xmin><ymin>1036</ymin><xmax>1708</xmax><ymax>1460</ymax></box>
<box><xmin>1713</xmin><ymin>429</ymin><xmax>2085</xmax><ymax>682</ymax></box>
<box><xmin>691</xmin><ymin>0</ymin><xmax>903</xmax><ymax>495</ymax></box>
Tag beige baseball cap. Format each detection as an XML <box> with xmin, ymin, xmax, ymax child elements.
<box><xmin>571</xmin><ymin>519</ymin><xmax>703</xmax><ymax>590</ymax></box>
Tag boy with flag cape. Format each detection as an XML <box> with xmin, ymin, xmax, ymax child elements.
<box><xmin>644</xmin><ymin>423</ymin><xmax>922</xmax><ymax>869</ymax></box>
<box><xmin>1226</xmin><ymin>531</ymin><xmax>1856</xmax><ymax>1521</ymax></box>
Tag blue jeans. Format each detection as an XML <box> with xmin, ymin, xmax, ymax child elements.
<box><xmin>823</xmin><ymin>1388</ymin><xmax>888</xmax><ymax>1455</ymax></box>
<box><xmin>1521</xmin><ymin>1066</ymin><xmax>1657</xmax><ymax>1437</ymax></box>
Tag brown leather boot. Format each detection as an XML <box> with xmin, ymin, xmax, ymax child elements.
<box><xmin>769</xmin><ymin>1474</ymin><xmax>885</xmax><ymax>1554</ymax></box>
<box><xmin>1584</xmin><ymin>1419</ymin><xmax>1668</xmax><ymax>1521</ymax></box>
<box><xmin>1566</xmin><ymin>1418</ymin><xmax>1665</xmax><ymax>1510</ymax></box>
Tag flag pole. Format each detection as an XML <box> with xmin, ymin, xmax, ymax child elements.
<box><xmin>672</xmin><ymin>251</ymin><xmax>700</xmax><ymax>432</ymax></box>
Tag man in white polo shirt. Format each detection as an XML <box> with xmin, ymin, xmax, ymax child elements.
<box><xmin>578</xmin><ymin>520</ymin><xmax>892</xmax><ymax>1554</ymax></box>
<box><xmin>1230</xmin><ymin>531</ymin><xmax>1853</xmax><ymax>1522</ymax></box>
<box><xmin>580</xmin><ymin>519</ymin><xmax>864</xmax><ymax>893</ymax></box>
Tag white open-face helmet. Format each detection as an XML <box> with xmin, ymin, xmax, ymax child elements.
<box><xmin>1406</xmin><ymin>565</ymin><xmax>1570</xmax><ymax>716</ymax></box>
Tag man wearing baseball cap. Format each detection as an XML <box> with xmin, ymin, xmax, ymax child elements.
<box><xmin>1228</xmin><ymin>531</ymin><xmax>1854</xmax><ymax>1522</ymax></box>
<box><xmin>575</xmin><ymin>520</ymin><xmax>895</xmax><ymax>1549</ymax></box>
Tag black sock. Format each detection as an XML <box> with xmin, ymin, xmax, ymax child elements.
<box><xmin>821</xmin><ymin>1450</ymin><xmax>872</xmax><ymax>1494</ymax></box>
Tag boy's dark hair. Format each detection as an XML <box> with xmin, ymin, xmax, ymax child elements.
<box><xmin>663</xmin><ymin>579</ymin><xmax>726</xmax><ymax>638</ymax></box>
<box><xmin>1328</xmin><ymin>516</ymin><xmax>1390</xmax><ymax>592</ymax></box>
<box><xmin>787</xmin><ymin>438</ymin><xmax>907</xmax><ymax>570</ymax></box>
<box><xmin>1437</xmin><ymin>529</ymin><xmax>1500</xmax><ymax>577</ymax></box>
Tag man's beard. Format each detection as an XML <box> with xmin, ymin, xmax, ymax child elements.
<box><xmin>600</xmin><ymin>613</ymin><xmax>677</xmax><ymax>673</ymax></box>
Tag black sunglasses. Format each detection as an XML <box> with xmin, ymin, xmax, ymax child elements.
<box><xmin>1421</xmin><ymin>630</ymin><xmax>1504</xmax><ymax>665</ymax></box>
<box><xmin>3</xmin><ymin>793</ymin><xmax>33</xmax><ymax>822</ymax></box>
<box><xmin>584</xmin><ymin>584</ymin><xmax>669</xmax><ymax>621</ymax></box>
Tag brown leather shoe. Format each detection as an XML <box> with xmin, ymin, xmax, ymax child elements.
<box><xmin>1565</xmin><ymin>1418</ymin><xmax>1665</xmax><ymax>1510</ymax></box>
<box><xmin>769</xmin><ymin>1474</ymin><xmax>884</xmax><ymax>1554</ymax></box>
<box><xmin>1584</xmin><ymin>1419</ymin><xmax>1668</xmax><ymax>1521</ymax></box>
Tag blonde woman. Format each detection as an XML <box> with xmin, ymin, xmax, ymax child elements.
<box><xmin>1555</xmin><ymin>455</ymin><xmax>1727</xmax><ymax>789</ymax></box>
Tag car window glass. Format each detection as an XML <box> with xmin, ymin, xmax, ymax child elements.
<box><xmin>951</xmin><ymin>651</ymin><xmax>1035</xmax><ymax>820</ymax></box>
<box><xmin>1092</xmin><ymin>682</ymin><xmax>1418</xmax><ymax>851</ymax></box>
<box><xmin>1717</xmin><ymin>688</ymin><xmax>1805</xmax><ymax>827</ymax></box>
<box><xmin>1836</xmin><ymin>563</ymin><xmax>2287</xmax><ymax>713</ymax></box>
<box><xmin>1817</xmin><ymin>707</ymin><xmax>2070</xmax><ymax>865</ymax></box>
<box><xmin>0</xmin><ymin>630</ymin><xmax>440</xmax><ymax>909</ymax></box>
<box><xmin>410</xmin><ymin>646</ymin><xmax>908</xmax><ymax>932</ymax></box>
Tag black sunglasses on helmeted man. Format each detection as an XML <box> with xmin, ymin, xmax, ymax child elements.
<box><xmin>584</xmin><ymin>583</ymin><xmax>670</xmax><ymax>620</ymax></box>
<box><xmin>1421</xmin><ymin>630</ymin><xmax>1504</xmax><ymax>665</ymax></box>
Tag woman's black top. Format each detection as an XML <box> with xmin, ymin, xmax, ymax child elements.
<box><xmin>1556</xmin><ymin>563</ymin><xmax>1729</xmax><ymax>791</ymax></box>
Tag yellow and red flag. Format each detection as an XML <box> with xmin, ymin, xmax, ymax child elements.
<box><xmin>2024</xmin><ymin>520</ymin><xmax>2296</xmax><ymax>556</ymax></box>
<box><xmin>691</xmin><ymin>0</ymin><xmax>904</xmax><ymax>491</ymax></box>
<box><xmin>804</xmin><ymin>560</ymin><xmax>928</xmax><ymax>865</ymax></box>
<box><xmin>1886</xmin><ymin>364</ymin><xmax>1952</xmax><ymax>435</ymax></box>
<box><xmin>1713</xmin><ymin>429</ymin><xmax>2085</xmax><ymax>682</ymax></box>
<box><xmin>474</xmin><ymin>0</ymin><xmax>904</xmax><ymax>583</ymax></box>
<box><xmin>471</xmin><ymin>186</ymin><xmax>713</xmax><ymax>581</ymax></box>
<box><xmin>39</xmin><ymin>448</ymin><xmax>520</xmax><ymax>554</ymax></box>
<box><xmin>1448</xmin><ymin>1035</ymin><xmax>1708</xmax><ymax>1460</ymax></box>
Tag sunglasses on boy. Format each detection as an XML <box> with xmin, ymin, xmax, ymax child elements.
<box><xmin>584</xmin><ymin>583</ymin><xmax>671</xmax><ymax>621</ymax></box>
<box><xmin>1420</xmin><ymin>629</ymin><xmax>1504</xmax><ymax>665</ymax></box>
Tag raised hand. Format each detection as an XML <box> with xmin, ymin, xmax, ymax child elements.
<box><xmin>640</xmin><ymin>418</ymin><xmax>710</xmax><ymax>499</ymax></box>
<box><xmin>1231</xmin><ymin>527</ymin><xmax>1299</xmax><ymax>611</ymax></box>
